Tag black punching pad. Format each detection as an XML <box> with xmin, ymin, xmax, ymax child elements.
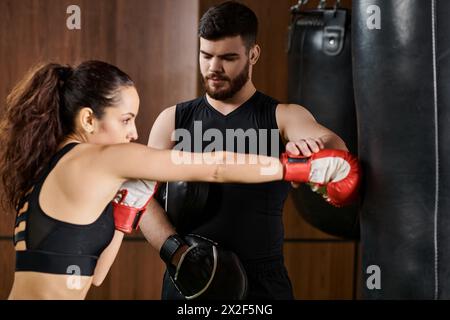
<box><xmin>182</xmin><ymin>234</ymin><xmax>247</xmax><ymax>300</ymax></box>
<box><xmin>156</xmin><ymin>182</ymin><xmax>210</xmax><ymax>234</ymax></box>
<box><xmin>353</xmin><ymin>0</ymin><xmax>450</xmax><ymax>299</ymax></box>
<box><xmin>287</xmin><ymin>6</ymin><xmax>359</xmax><ymax>239</ymax></box>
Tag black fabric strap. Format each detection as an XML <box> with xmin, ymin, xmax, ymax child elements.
<box><xmin>48</xmin><ymin>143</ymin><xmax>79</xmax><ymax>172</ymax></box>
<box><xmin>160</xmin><ymin>234</ymin><xmax>185</xmax><ymax>264</ymax></box>
<box><xmin>16</xmin><ymin>194</ymin><xmax>30</xmax><ymax>212</ymax></box>
<box><xmin>16</xmin><ymin>250</ymin><xmax>98</xmax><ymax>276</ymax></box>
<box><xmin>13</xmin><ymin>231</ymin><xmax>26</xmax><ymax>245</ymax></box>
<box><xmin>15</xmin><ymin>212</ymin><xmax>28</xmax><ymax>228</ymax></box>
<box><xmin>29</xmin><ymin>143</ymin><xmax>80</xmax><ymax>192</ymax></box>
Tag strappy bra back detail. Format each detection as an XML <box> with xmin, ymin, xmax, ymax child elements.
<box><xmin>13</xmin><ymin>143</ymin><xmax>115</xmax><ymax>276</ymax></box>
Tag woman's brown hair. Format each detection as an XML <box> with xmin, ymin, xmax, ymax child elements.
<box><xmin>0</xmin><ymin>61</ymin><xmax>133</xmax><ymax>212</ymax></box>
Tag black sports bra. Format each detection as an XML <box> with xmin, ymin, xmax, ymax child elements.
<box><xmin>13</xmin><ymin>143</ymin><xmax>115</xmax><ymax>276</ymax></box>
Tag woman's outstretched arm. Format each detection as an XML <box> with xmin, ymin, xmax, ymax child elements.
<box><xmin>94</xmin><ymin>143</ymin><xmax>283</xmax><ymax>184</ymax></box>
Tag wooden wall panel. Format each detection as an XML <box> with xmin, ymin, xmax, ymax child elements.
<box><xmin>87</xmin><ymin>240</ymin><xmax>165</xmax><ymax>300</ymax></box>
<box><xmin>0</xmin><ymin>0</ymin><xmax>199</xmax><ymax>155</ymax></box>
<box><xmin>114</xmin><ymin>0</ymin><xmax>199</xmax><ymax>140</ymax></box>
<box><xmin>284</xmin><ymin>194</ymin><xmax>338</xmax><ymax>240</ymax></box>
<box><xmin>0</xmin><ymin>216</ymin><xmax>15</xmax><ymax>239</ymax></box>
<box><xmin>284</xmin><ymin>242</ymin><xmax>356</xmax><ymax>299</ymax></box>
<box><xmin>0</xmin><ymin>240</ymin><xmax>14</xmax><ymax>300</ymax></box>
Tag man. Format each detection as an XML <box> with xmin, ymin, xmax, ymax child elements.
<box><xmin>139</xmin><ymin>1</ymin><xmax>349</xmax><ymax>300</ymax></box>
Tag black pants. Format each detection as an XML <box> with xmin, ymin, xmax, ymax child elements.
<box><xmin>161</xmin><ymin>256</ymin><xmax>294</xmax><ymax>300</ymax></box>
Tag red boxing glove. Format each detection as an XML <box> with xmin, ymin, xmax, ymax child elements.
<box><xmin>281</xmin><ymin>149</ymin><xmax>361</xmax><ymax>207</ymax></box>
<box><xmin>112</xmin><ymin>179</ymin><xmax>158</xmax><ymax>233</ymax></box>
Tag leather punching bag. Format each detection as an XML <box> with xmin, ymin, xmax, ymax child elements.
<box><xmin>287</xmin><ymin>1</ymin><xmax>359</xmax><ymax>239</ymax></box>
<box><xmin>353</xmin><ymin>0</ymin><xmax>450</xmax><ymax>299</ymax></box>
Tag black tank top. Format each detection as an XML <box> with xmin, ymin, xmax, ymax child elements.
<box><xmin>13</xmin><ymin>143</ymin><xmax>115</xmax><ymax>276</ymax></box>
<box><xmin>175</xmin><ymin>91</ymin><xmax>290</xmax><ymax>261</ymax></box>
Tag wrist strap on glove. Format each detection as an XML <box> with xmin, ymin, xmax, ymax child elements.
<box><xmin>160</xmin><ymin>234</ymin><xmax>185</xmax><ymax>264</ymax></box>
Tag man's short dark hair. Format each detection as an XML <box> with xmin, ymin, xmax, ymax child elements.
<box><xmin>198</xmin><ymin>1</ymin><xmax>258</xmax><ymax>49</ymax></box>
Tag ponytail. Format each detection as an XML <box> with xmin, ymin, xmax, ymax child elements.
<box><xmin>0</xmin><ymin>63</ymin><xmax>70</xmax><ymax>211</ymax></box>
<box><xmin>0</xmin><ymin>60</ymin><xmax>134</xmax><ymax>212</ymax></box>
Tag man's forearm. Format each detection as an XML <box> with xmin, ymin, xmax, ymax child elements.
<box><xmin>139</xmin><ymin>198</ymin><xmax>176</xmax><ymax>252</ymax></box>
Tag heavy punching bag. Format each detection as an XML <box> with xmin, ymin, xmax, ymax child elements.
<box><xmin>353</xmin><ymin>0</ymin><xmax>450</xmax><ymax>299</ymax></box>
<box><xmin>287</xmin><ymin>0</ymin><xmax>359</xmax><ymax>239</ymax></box>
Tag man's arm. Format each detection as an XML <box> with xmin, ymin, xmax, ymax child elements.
<box><xmin>139</xmin><ymin>106</ymin><xmax>178</xmax><ymax>252</ymax></box>
<box><xmin>276</xmin><ymin>103</ymin><xmax>348</xmax><ymax>155</ymax></box>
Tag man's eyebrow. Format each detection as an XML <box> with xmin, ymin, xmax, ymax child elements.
<box><xmin>200</xmin><ymin>50</ymin><xmax>240</xmax><ymax>58</ymax></box>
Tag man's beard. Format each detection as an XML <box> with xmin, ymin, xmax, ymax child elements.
<box><xmin>202</xmin><ymin>61</ymin><xmax>250</xmax><ymax>101</ymax></box>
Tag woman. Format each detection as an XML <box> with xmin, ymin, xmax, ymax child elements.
<box><xmin>0</xmin><ymin>61</ymin><xmax>289</xmax><ymax>300</ymax></box>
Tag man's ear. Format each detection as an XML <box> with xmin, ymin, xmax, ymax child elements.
<box><xmin>78</xmin><ymin>107</ymin><xmax>96</xmax><ymax>134</ymax></box>
<box><xmin>249</xmin><ymin>44</ymin><xmax>261</xmax><ymax>65</ymax></box>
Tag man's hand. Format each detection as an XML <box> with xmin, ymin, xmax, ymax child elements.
<box><xmin>286</xmin><ymin>137</ymin><xmax>325</xmax><ymax>157</ymax></box>
<box><xmin>286</xmin><ymin>137</ymin><xmax>325</xmax><ymax>187</ymax></box>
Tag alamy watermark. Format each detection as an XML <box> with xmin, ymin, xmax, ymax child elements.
<box><xmin>366</xmin><ymin>265</ymin><xmax>381</xmax><ymax>290</ymax></box>
<box><xmin>366</xmin><ymin>5</ymin><xmax>381</xmax><ymax>30</ymax></box>
<box><xmin>66</xmin><ymin>265</ymin><xmax>82</xmax><ymax>290</ymax></box>
<box><xmin>170</xmin><ymin>121</ymin><xmax>281</xmax><ymax>176</ymax></box>
<box><xmin>66</xmin><ymin>5</ymin><xmax>81</xmax><ymax>30</ymax></box>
